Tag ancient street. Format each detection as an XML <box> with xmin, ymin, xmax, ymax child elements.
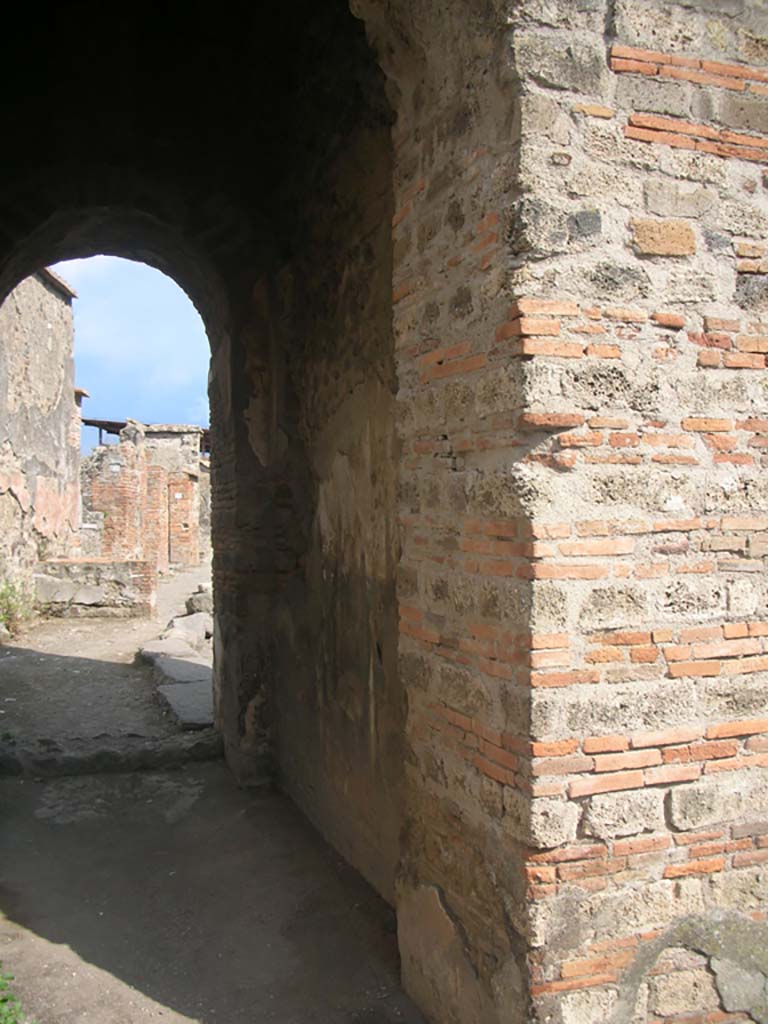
<box><xmin>0</xmin><ymin>572</ymin><xmax>423</xmax><ymax>1024</ymax></box>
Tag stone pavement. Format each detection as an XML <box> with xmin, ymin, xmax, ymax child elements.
<box><xmin>0</xmin><ymin>569</ymin><xmax>424</xmax><ymax>1023</ymax></box>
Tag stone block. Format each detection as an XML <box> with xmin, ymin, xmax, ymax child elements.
<box><xmin>649</xmin><ymin>968</ymin><xmax>721</xmax><ymax>1017</ymax></box>
<box><xmin>644</xmin><ymin>180</ymin><xmax>716</xmax><ymax>218</ymax></box>
<box><xmin>670</xmin><ymin>772</ymin><xmax>768</xmax><ymax>830</ymax></box>
<box><xmin>616</xmin><ymin>75</ymin><xmax>692</xmax><ymax>118</ymax></box>
<box><xmin>185</xmin><ymin>587</ymin><xmax>212</xmax><ymax>615</ymax></box>
<box><xmin>631</xmin><ymin>218</ymin><xmax>696</xmax><ymax>256</ymax></box>
<box><xmin>560</xmin><ymin>987</ymin><xmax>618</xmax><ymax>1024</ymax></box>
<box><xmin>711</xmin><ymin>958</ymin><xmax>767</xmax><ymax>1016</ymax></box>
<box><xmin>515</xmin><ymin>32</ymin><xmax>607</xmax><ymax>95</ymax></box>
<box><xmin>718</xmin><ymin>93</ymin><xmax>768</xmax><ymax>135</ymax></box>
<box><xmin>583</xmin><ymin>789</ymin><xmax>665</xmax><ymax>839</ymax></box>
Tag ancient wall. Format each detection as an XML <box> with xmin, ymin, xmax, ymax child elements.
<box><xmin>508</xmin><ymin>3</ymin><xmax>768</xmax><ymax>1022</ymax></box>
<box><xmin>34</xmin><ymin>557</ymin><xmax>156</xmax><ymax>617</ymax></box>
<box><xmin>81</xmin><ymin>422</ymin><xmax>203</xmax><ymax>572</ymax></box>
<box><xmin>0</xmin><ymin>271</ymin><xmax>80</xmax><ymax>585</ymax></box>
<box><xmin>220</xmin><ymin>4</ymin><xmax>403</xmax><ymax>902</ymax></box>
<box><xmin>0</xmin><ymin>2</ymin><xmax>766</xmax><ymax>1022</ymax></box>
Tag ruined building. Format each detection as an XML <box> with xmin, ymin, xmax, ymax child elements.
<box><xmin>0</xmin><ymin>270</ymin><xmax>80</xmax><ymax>583</ymax></box>
<box><xmin>0</xmin><ymin>1</ymin><xmax>767</xmax><ymax>1021</ymax></box>
<box><xmin>80</xmin><ymin>421</ymin><xmax>209</xmax><ymax>572</ymax></box>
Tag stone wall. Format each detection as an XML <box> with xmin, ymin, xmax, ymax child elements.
<box><xmin>34</xmin><ymin>557</ymin><xmax>156</xmax><ymax>617</ymax></box>
<box><xmin>0</xmin><ymin>271</ymin><xmax>80</xmax><ymax>586</ymax></box>
<box><xmin>214</xmin><ymin>2</ymin><xmax>403</xmax><ymax>902</ymax></box>
<box><xmin>0</xmin><ymin>2</ymin><xmax>766</xmax><ymax>1022</ymax></box>
<box><xmin>509</xmin><ymin>5</ymin><xmax>768</xmax><ymax>1022</ymax></box>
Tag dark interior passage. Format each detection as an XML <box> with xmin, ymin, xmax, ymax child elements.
<box><xmin>0</xmin><ymin>0</ymin><xmax>402</xmax><ymax>903</ymax></box>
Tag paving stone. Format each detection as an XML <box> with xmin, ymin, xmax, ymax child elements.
<box><xmin>157</xmin><ymin>680</ymin><xmax>214</xmax><ymax>730</ymax></box>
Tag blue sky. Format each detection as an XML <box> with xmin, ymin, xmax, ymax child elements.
<box><xmin>51</xmin><ymin>256</ymin><xmax>210</xmax><ymax>452</ymax></box>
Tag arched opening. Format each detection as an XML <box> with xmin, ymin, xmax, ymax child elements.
<box><xmin>0</xmin><ymin>0</ymin><xmax>419</xmax><ymax>1010</ymax></box>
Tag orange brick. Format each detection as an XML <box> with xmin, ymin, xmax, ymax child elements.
<box><xmin>419</xmin><ymin>342</ymin><xmax>471</xmax><ymax>366</ymax></box>
<box><xmin>594</xmin><ymin>749</ymin><xmax>662</xmax><ymax>773</ymax></box>
<box><xmin>645</xmin><ymin>763</ymin><xmax>702</xmax><ymax>785</ymax></box>
<box><xmin>664</xmin><ymin>644</ymin><xmax>693</xmax><ymax>662</ymax></box>
<box><xmin>528</xmin><ymin>842</ymin><xmax>607</xmax><ymax>865</ymax></box>
<box><xmin>631</xmin><ymin>725</ymin><xmax>702</xmax><ymax>748</ymax></box>
<box><xmin>601</xmin><ymin>630</ymin><xmax>652</xmax><ymax>646</ymax></box>
<box><xmin>611</xmin><ymin>56</ymin><xmax>660</xmax><ymax>75</ymax></box>
<box><xmin>559</xmin><ymin>430</ymin><xmax>604</xmax><ymax>448</ymax></box>
<box><xmin>530</xmin><ymin>632</ymin><xmax>570</xmax><ymax>650</ymax></box>
<box><xmin>707</xmin><ymin>717</ymin><xmax>768</xmax><ymax>739</ymax></box>
<box><xmin>614</xmin><ymin>834</ymin><xmax>671</xmax><ymax>856</ymax></box>
<box><xmin>569</xmin><ymin>771</ymin><xmax>644</xmax><ymax>798</ymax></box>
<box><xmin>682</xmin><ymin>417</ymin><xmax>734</xmax><ymax>432</ymax></box>
<box><xmin>588</xmin><ymin>417</ymin><xmax>629</xmax><ymax>429</ymax></box>
<box><xmin>698</xmin><ymin>350</ymin><xmax>722</xmax><ymax>367</ymax></box>
<box><xmin>558</xmin><ymin>858</ymin><xmax>626</xmax><ymax>881</ymax></box>
<box><xmin>583</xmin><ymin>734</ymin><xmax>630</xmax><ymax>754</ymax></box>
<box><xmin>572</xmin><ymin>102</ymin><xmax>614</xmax><ymax>119</ymax></box>
<box><xmin>674</xmin><ymin>829</ymin><xmax>725</xmax><ymax>846</ymax></box>
<box><xmin>519</xmin><ymin>412</ymin><xmax>584</xmax><ymax>431</ymax></box>
<box><xmin>733</xmin><ymin>850</ymin><xmax>768</xmax><ymax>867</ymax></box>
<box><xmin>531</xmin><ymin>669</ymin><xmax>600</xmax><ymax>688</ymax></box>
<box><xmin>724</xmin><ymin>352</ymin><xmax>765</xmax><ymax>369</ymax></box>
<box><xmin>585</xmin><ymin>646</ymin><xmax>625</xmax><ymax>664</ymax></box>
<box><xmin>667</xmin><ymin>660</ymin><xmax>722</xmax><ymax>678</ymax></box>
<box><xmin>611</xmin><ymin>44</ymin><xmax>698</xmax><ymax>67</ymax></box>
<box><xmin>721</xmin><ymin>516</ymin><xmax>768</xmax><ymax>530</ymax></box>
<box><xmin>630</xmin><ymin>645</ymin><xmax>659</xmax><ymax>663</ymax></box>
<box><xmin>586</xmin><ymin>343</ymin><xmax>621</xmax><ymax>358</ymax></box>
<box><xmin>525</xmin><ymin>864</ymin><xmax>556</xmax><ymax>883</ymax></box>
<box><xmin>625</xmin><ymin>124</ymin><xmax>698</xmax><ymax>150</ymax></box>
<box><xmin>663</xmin><ymin>740</ymin><xmax>739</xmax><ymax>763</ymax></box>
<box><xmin>692</xmin><ymin>638</ymin><xmax>762</xmax><ymax>660</ymax></box>
<box><xmin>509</xmin><ymin>298</ymin><xmax>580</xmax><ymax>317</ymax></box>
<box><xmin>531</xmin><ymin>974</ymin><xmax>619</xmax><ymax>997</ymax></box>
<box><xmin>652</xmin><ymin>312</ymin><xmax>685</xmax><ymax>328</ymax></box>
<box><xmin>664</xmin><ymin>856</ymin><xmax>725</xmax><ymax>879</ymax></box>
<box><xmin>723</xmin><ymin>623</ymin><xmax>750</xmax><ymax>639</ymax></box>
<box><xmin>530</xmin><ymin>739</ymin><xmax>580</xmax><ymax>757</ymax></box>
<box><xmin>610</xmin><ymin>432</ymin><xmax>640</xmax><ymax>447</ymax></box>
<box><xmin>558</xmin><ymin>538</ymin><xmax>635</xmax><ymax>556</ymax></box>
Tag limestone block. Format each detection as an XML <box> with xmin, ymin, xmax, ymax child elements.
<box><xmin>560</xmin><ymin>986</ymin><xmax>619</xmax><ymax>1024</ymax></box>
<box><xmin>711</xmin><ymin>957</ymin><xmax>767</xmax><ymax>1016</ymax></box>
<box><xmin>644</xmin><ymin>180</ymin><xmax>716</xmax><ymax>218</ymax></box>
<box><xmin>670</xmin><ymin>772</ymin><xmax>768</xmax><ymax>831</ymax></box>
<box><xmin>583</xmin><ymin>789</ymin><xmax>665</xmax><ymax>839</ymax></box>
<box><xmin>631</xmin><ymin>218</ymin><xmax>696</xmax><ymax>256</ymax></box>
<box><xmin>515</xmin><ymin>32</ymin><xmax>607</xmax><ymax>95</ymax></box>
<box><xmin>649</xmin><ymin>968</ymin><xmax>721</xmax><ymax>1017</ymax></box>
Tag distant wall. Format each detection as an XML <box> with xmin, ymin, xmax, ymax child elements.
<box><xmin>0</xmin><ymin>271</ymin><xmax>80</xmax><ymax>586</ymax></box>
<box><xmin>81</xmin><ymin>422</ymin><xmax>206</xmax><ymax>572</ymax></box>
<box><xmin>35</xmin><ymin>557</ymin><xmax>156</xmax><ymax>617</ymax></box>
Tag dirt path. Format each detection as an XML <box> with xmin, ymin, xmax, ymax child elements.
<box><xmin>0</xmin><ymin>565</ymin><xmax>217</xmax><ymax>773</ymax></box>
<box><xmin>0</xmin><ymin>571</ymin><xmax>423</xmax><ymax>1023</ymax></box>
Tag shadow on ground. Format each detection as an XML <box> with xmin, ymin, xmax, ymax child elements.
<box><xmin>0</xmin><ymin>761</ymin><xmax>424</xmax><ymax>1023</ymax></box>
